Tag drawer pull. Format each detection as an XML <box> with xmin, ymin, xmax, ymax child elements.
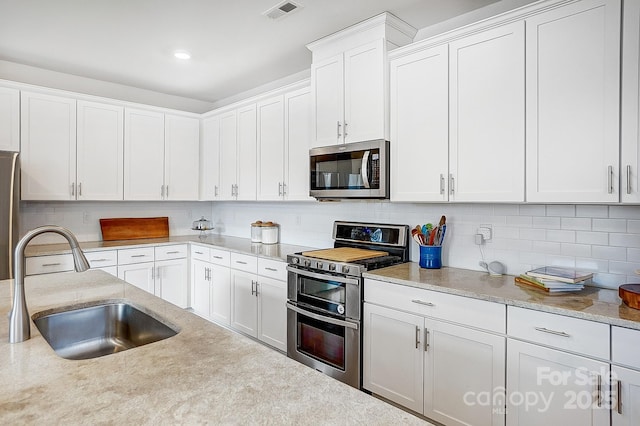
<box><xmin>131</xmin><ymin>254</ymin><xmax>148</xmax><ymax>258</ymax></box>
<box><xmin>92</xmin><ymin>259</ymin><xmax>109</xmax><ymax>262</ymax></box>
<box><xmin>236</xmin><ymin>261</ymin><xmax>248</xmax><ymax>265</ymax></box>
<box><xmin>534</xmin><ymin>327</ymin><xmax>570</xmax><ymax>338</ymax></box>
<box><xmin>213</xmin><ymin>256</ymin><xmax>224</xmax><ymax>260</ymax></box>
<box><xmin>42</xmin><ymin>262</ymin><xmax>62</xmax><ymax>267</ymax></box>
<box><xmin>264</xmin><ymin>267</ymin><xmax>278</xmax><ymax>272</ymax></box>
<box><xmin>411</xmin><ymin>299</ymin><xmax>435</xmax><ymax>307</ymax></box>
<box><xmin>165</xmin><ymin>251</ymin><xmax>180</xmax><ymax>254</ymax></box>
<box><xmin>195</xmin><ymin>251</ymin><xmax>204</xmax><ymax>255</ymax></box>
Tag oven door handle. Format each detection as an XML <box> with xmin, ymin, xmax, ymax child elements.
<box><xmin>286</xmin><ymin>265</ymin><xmax>360</xmax><ymax>286</ymax></box>
<box><xmin>286</xmin><ymin>302</ymin><xmax>359</xmax><ymax>330</ymax></box>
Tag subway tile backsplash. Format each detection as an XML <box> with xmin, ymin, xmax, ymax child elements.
<box><xmin>18</xmin><ymin>200</ymin><xmax>640</xmax><ymax>290</ymax></box>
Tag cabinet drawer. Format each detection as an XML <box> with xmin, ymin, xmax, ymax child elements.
<box><xmin>118</xmin><ymin>247</ymin><xmax>155</xmax><ymax>265</ymax></box>
<box><xmin>230</xmin><ymin>252</ymin><xmax>257</xmax><ymax>273</ymax></box>
<box><xmin>612</xmin><ymin>326</ymin><xmax>640</xmax><ymax>369</ymax></box>
<box><xmin>258</xmin><ymin>257</ymin><xmax>287</xmax><ymax>281</ymax></box>
<box><xmin>364</xmin><ymin>278</ymin><xmax>505</xmax><ymax>333</ymax></box>
<box><xmin>507</xmin><ymin>306</ymin><xmax>610</xmax><ymax>360</ymax></box>
<box><xmin>84</xmin><ymin>250</ymin><xmax>118</xmax><ymax>268</ymax></box>
<box><xmin>155</xmin><ymin>244</ymin><xmax>187</xmax><ymax>261</ymax></box>
<box><xmin>210</xmin><ymin>248</ymin><xmax>230</xmax><ymax>267</ymax></box>
<box><xmin>25</xmin><ymin>254</ymin><xmax>74</xmax><ymax>276</ymax></box>
<box><xmin>190</xmin><ymin>245</ymin><xmax>210</xmax><ymax>262</ymax></box>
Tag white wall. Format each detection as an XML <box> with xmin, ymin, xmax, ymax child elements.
<box><xmin>211</xmin><ymin>201</ymin><xmax>640</xmax><ymax>290</ymax></box>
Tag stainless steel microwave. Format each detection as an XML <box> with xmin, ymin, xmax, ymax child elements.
<box><xmin>309</xmin><ymin>139</ymin><xmax>389</xmax><ymax>200</ymax></box>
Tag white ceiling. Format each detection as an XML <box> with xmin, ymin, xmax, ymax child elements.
<box><xmin>0</xmin><ymin>0</ymin><xmax>503</xmax><ymax>107</ymax></box>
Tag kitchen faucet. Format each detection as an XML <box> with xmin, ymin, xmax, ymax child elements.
<box><xmin>9</xmin><ymin>225</ymin><xmax>90</xmax><ymax>343</ymax></box>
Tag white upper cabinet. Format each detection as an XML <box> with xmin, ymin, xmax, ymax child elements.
<box><xmin>76</xmin><ymin>100</ymin><xmax>124</xmax><ymax>200</ymax></box>
<box><xmin>164</xmin><ymin>114</ymin><xmax>199</xmax><ymax>200</ymax></box>
<box><xmin>219</xmin><ymin>110</ymin><xmax>238</xmax><ymax>200</ymax></box>
<box><xmin>237</xmin><ymin>104</ymin><xmax>257</xmax><ymax>201</ymax></box>
<box><xmin>526</xmin><ymin>0</ymin><xmax>621</xmax><ymax>203</ymax></box>
<box><xmin>307</xmin><ymin>13</ymin><xmax>415</xmax><ymax>148</ymax></box>
<box><xmin>622</xmin><ymin>0</ymin><xmax>640</xmax><ymax>202</ymax></box>
<box><xmin>200</xmin><ymin>114</ymin><xmax>221</xmax><ymax>200</ymax></box>
<box><xmin>257</xmin><ymin>95</ymin><xmax>285</xmax><ymax>201</ymax></box>
<box><xmin>284</xmin><ymin>86</ymin><xmax>312</xmax><ymax>201</ymax></box>
<box><xmin>0</xmin><ymin>87</ymin><xmax>19</xmax><ymax>152</ymax></box>
<box><xmin>390</xmin><ymin>44</ymin><xmax>449</xmax><ymax>202</ymax></box>
<box><xmin>124</xmin><ymin>108</ymin><xmax>165</xmax><ymax>200</ymax></box>
<box><xmin>21</xmin><ymin>91</ymin><xmax>77</xmax><ymax>200</ymax></box>
<box><xmin>449</xmin><ymin>21</ymin><xmax>525</xmax><ymax>202</ymax></box>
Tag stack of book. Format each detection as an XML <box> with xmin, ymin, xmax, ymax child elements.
<box><xmin>514</xmin><ymin>266</ymin><xmax>593</xmax><ymax>293</ymax></box>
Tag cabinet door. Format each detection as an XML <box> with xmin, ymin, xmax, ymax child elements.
<box><xmin>191</xmin><ymin>260</ymin><xmax>210</xmax><ymax>317</ymax></box>
<box><xmin>237</xmin><ymin>104</ymin><xmax>257</xmax><ymax>200</ymax></box>
<box><xmin>0</xmin><ymin>87</ymin><xmax>19</xmax><ymax>151</ymax></box>
<box><xmin>449</xmin><ymin>21</ymin><xmax>525</xmax><ymax>202</ymax></box>
<box><xmin>124</xmin><ymin>108</ymin><xmax>165</xmax><ymax>200</ymax></box>
<box><xmin>506</xmin><ymin>339</ymin><xmax>609</xmax><ymax>426</ymax></box>
<box><xmin>118</xmin><ymin>262</ymin><xmax>155</xmax><ymax>294</ymax></box>
<box><xmin>219</xmin><ymin>110</ymin><xmax>237</xmax><ymax>200</ymax></box>
<box><xmin>621</xmin><ymin>0</ymin><xmax>640</xmax><ymax>202</ymax></box>
<box><xmin>257</xmin><ymin>95</ymin><xmax>285</xmax><ymax>201</ymax></box>
<box><xmin>156</xmin><ymin>258</ymin><xmax>188</xmax><ymax>308</ymax></box>
<box><xmin>612</xmin><ymin>365</ymin><xmax>640</xmax><ymax>426</ymax></box>
<box><xmin>311</xmin><ymin>53</ymin><xmax>344</xmax><ymax>147</ymax></box>
<box><xmin>284</xmin><ymin>87</ymin><xmax>312</xmax><ymax>201</ymax></box>
<box><xmin>344</xmin><ymin>40</ymin><xmax>386</xmax><ymax>143</ymax></box>
<box><xmin>390</xmin><ymin>44</ymin><xmax>449</xmax><ymax>202</ymax></box>
<box><xmin>76</xmin><ymin>101</ymin><xmax>124</xmax><ymax>200</ymax></box>
<box><xmin>526</xmin><ymin>0</ymin><xmax>620</xmax><ymax>203</ymax></box>
<box><xmin>200</xmin><ymin>114</ymin><xmax>221</xmax><ymax>200</ymax></box>
<box><xmin>257</xmin><ymin>276</ymin><xmax>286</xmax><ymax>351</ymax></box>
<box><xmin>20</xmin><ymin>91</ymin><xmax>76</xmax><ymax>200</ymax></box>
<box><xmin>209</xmin><ymin>263</ymin><xmax>231</xmax><ymax>326</ymax></box>
<box><xmin>164</xmin><ymin>114</ymin><xmax>199</xmax><ymax>201</ymax></box>
<box><xmin>424</xmin><ymin>319</ymin><xmax>505</xmax><ymax>426</ymax></box>
<box><xmin>230</xmin><ymin>269</ymin><xmax>258</xmax><ymax>337</ymax></box>
<box><xmin>363</xmin><ymin>303</ymin><xmax>424</xmax><ymax>413</ymax></box>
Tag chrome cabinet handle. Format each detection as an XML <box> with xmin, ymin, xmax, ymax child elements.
<box><xmin>212</xmin><ymin>255</ymin><xmax>224</xmax><ymax>260</ymax></box>
<box><xmin>78</xmin><ymin>182</ymin><xmax>82</xmax><ymax>196</ymax></box>
<box><xmin>608</xmin><ymin>165</ymin><xmax>614</xmax><ymax>194</ymax></box>
<box><xmin>264</xmin><ymin>267</ymin><xmax>278</xmax><ymax>272</ymax></box>
<box><xmin>411</xmin><ymin>299</ymin><xmax>435</xmax><ymax>307</ymax></box>
<box><xmin>166</xmin><ymin>185</ymin><xmax>169</xmax><ymax>198</ymax></box>
<box><xmin>166</xmin><ymin>251</ymin><xmax>180</xmax><ymax>254</ymax></box>
<box><xmin>131</xmin><ymin>254</ymin><xmax>148</xmax><ymax>258</ymax></box>
<box><xmin>595</xmin><ymin>374</ymin><xmax>602</xmax><ymax>408</ymax></box>
<box><xmin>616</xmin><ymin>380</ymin><xmax>622</xmax><ymax>415</ymax></box>
<box><xmin>627</xmin><ymin>165</ymin><xmax>632</xmax><ymax>195</ymax></box>
<box><xmin>42</xmin><ymin>262</ymin><xmax>62</xmax><ymax>267</ymax></box>
<box><xmin>534</xmin><ymin>327</ymin><xmax>570</xmax><ymax>338</ymax></box>
<box><xmin>251</xmin><ymin>280</ymin><xmax>256</xmax><ymax>296</ymax></box>
<box><xmin>337</xmin><ymin>121</ymin><xmax>342</xmax><ymax>138</ymax></box>
<box><xmin>439</xmin><ymin>174</ymin><xmax>445</xmax><ymax>195</ymax></box>
<box><xmin>415</xmin><ymin>326</ymin><xmax>420</xmax><ymax>349</ymax></box>
<box><xmin>236</xmin><ymin>260</ymin><xmax>247</xmax><ymax>265</ymax></box>
<box><xmin>214</xmin><ymin>185</ymin><xmax>218</xmax><ymax>197</ymax></box>
<box><xmin>424</xmin><ymin>329</ymin><xmax>430</xmax><ymax>352</ymax></box>
<box><xmin>71</xmin><ymin>182</ymin><xmax>75</xmax><ymax>196</ymax></box>
<box><xmin>92</xmin><ymin>258</ymin><xmax>109</xmax><ymax>262</ymax></box>
<box><xmin>282</xmin><ymin>183</ymin><xmax>287</xmax><ymax>196</ymax></box>
<box><xmin>161</xmin><ymin>185</ymin><xmax>164</xmax><ymax>198</ymax></box>
<box><xmin>344</xmin><ymin>121</ymin><xmax>348</xmax><ymax>137</ymax></box>
<box><xmin>195</xmin><ymin>251</ymin><xmax>204</xmax><ymax>255</ymax></box>
<box><xmin>449</xmin><ymin>174</ymin><xmax>455</xmax><ymax>195</ymax></box>
<box><xmin>278</xmin><ymin>182</ymin><xmax>283</xmax><ymax>196</ymax></box>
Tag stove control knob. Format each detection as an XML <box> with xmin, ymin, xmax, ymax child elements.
<box><xmin>304</xmin><ymin>259</ymin><xmax>311</xmax><ymax>267</ymax></box>
<box><xmin>329</xmin><ymin>263</ymin><xmax>336</xmax><ymax>271</ymax></box>
<box><xmin>317</xmin><ymin>262</ymin><xmax>324</xmax><ymax>269</ymax></box>
<box><xmin>292</xmin><ymin>257</ymin><xmax>299</xmax><ymax>264</ymax></box>
<box><xmin>337</xmin><ymin>305</ymin><xmax>345</xmax><ymax>315</ymax></box>
<box><xmin>342</xmin><ymin>265</ymin><xmax>350</xmax><ymax>274</ymax></box>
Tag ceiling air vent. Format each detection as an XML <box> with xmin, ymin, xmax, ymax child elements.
<box><xmin>262</xmin><ymin>1</ymin><xmax>303</xmax><ymax>20</ymax></box>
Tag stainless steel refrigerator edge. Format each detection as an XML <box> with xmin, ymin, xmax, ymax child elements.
<box><xmin>0</xmin><ymin>151</ymin><xmax>19</xmax><ymax>280</ymax></box>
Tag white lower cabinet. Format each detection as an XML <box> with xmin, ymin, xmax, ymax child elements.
<box><xmin>84</xmin><ymin>250</ymin><xmax>118</xmax><ymax>277</ymax></box>
<box><xmin>155</xmin><ymin>258</ymin><xmax>188</xmax><ymax>308</ymax></box>
<box><xmin>256</xmin><ymin>275</ymin><xmax>287</xmax><ymax>352</ymax></box>
<box><xmin>118</xmin><ymin>261</ymin><xmax>155</xmax><ymax>294</ymax></box>
<box><xmin>506</xmin><ymin>339</ymin><xmax>609</xmax><ymax>426</ymax></box>
<box><xmin>230</xmin><ymin>268</ymin><xmax>259</xmax><ymax>336</ymax></box>
<box><xmin>363</xmin><ymin>279</ymin><xmax>506</xmax><ymax>425</ymax></box>
<box><xmin>611</xmin><ymin>366</ymin><xmax>640</xmax><ymax>426</ymax></box>
<box><xmin>191</xmin><ymin>259</ymin><xmax>211</xmax><ymax>318</ymax></box>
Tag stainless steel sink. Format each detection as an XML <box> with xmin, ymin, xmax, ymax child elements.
<box><xmin>33</xmin><ymin>301</ymin><xmax>179</xmax><ymax>360</ymax></box>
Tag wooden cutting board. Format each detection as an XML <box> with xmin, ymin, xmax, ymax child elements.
<box><xmin>100</xmin><ymin>217</ymin><xmax>169</xmax><ymax>241</ymax></box>
<box><xmin>301</xmin><ymin>247</ymin><xmax>388</xmax><ymax>262</ymax></box>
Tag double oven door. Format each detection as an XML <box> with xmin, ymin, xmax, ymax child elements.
<box><xmin>286</xmin><ymin>265</ymin><xmax>361</xmax><ymax>388</ymax></box>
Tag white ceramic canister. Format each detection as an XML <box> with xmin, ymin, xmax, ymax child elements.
<box><xmin>261</xmin><ymin>222</ymin><xmax>279</xmax><ymax>244</ymax></box>
<box><xmin>251</xmin><ymin>221</ymin><xmax>263</xmax><ymax>243</ymax></box>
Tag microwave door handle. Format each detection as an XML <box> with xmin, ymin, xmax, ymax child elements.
<box><xmin>361</xmin><ymin>150</ymin><xmax>370</xmax><ymax>189</ymax></box>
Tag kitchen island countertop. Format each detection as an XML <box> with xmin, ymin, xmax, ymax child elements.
<box><xmin>0</xmin><ymin>270</ymin><xmax>427</xmax><ymax>424</ymax></box>
<box><xmin>364</xmin><ymin>263</ymin><xmax>640</xmax><ymax>330</ymax></box>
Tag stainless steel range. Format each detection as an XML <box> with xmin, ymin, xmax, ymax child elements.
<box><xmin>286</xmin><ymin>221</ymin><xmax>409</xmax><ymax>389</ymax></box>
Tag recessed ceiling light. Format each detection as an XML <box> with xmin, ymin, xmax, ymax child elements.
<box><xmin>174</xmin><ymin>50</ymin><xmax>191</xmax><ymax>60</ymax></box>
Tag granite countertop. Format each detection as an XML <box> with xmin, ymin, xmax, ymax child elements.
<box><xmin>24</xmin><ymin>235</ymin><xmax>317</xmax><ymax>263</ymax></box>
<box><xmin>0</xmin><ymin>270</ymin><xmax>427</xmax><ymax>424</ymax></box>
<box><xmin>364</xmin><ymin>264</ymin><xmax>640</xmax><ymax>331</ymax></box>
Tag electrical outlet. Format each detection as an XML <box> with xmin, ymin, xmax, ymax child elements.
<box><xmin>478</xmin><ymin>225</ymin><xmax>492</xmax><ymax>242</ymax></box>
<box><xmin>83</xmin><ymin>212</ymin><xmax>90</xmax><ymax>224</ymax></box>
